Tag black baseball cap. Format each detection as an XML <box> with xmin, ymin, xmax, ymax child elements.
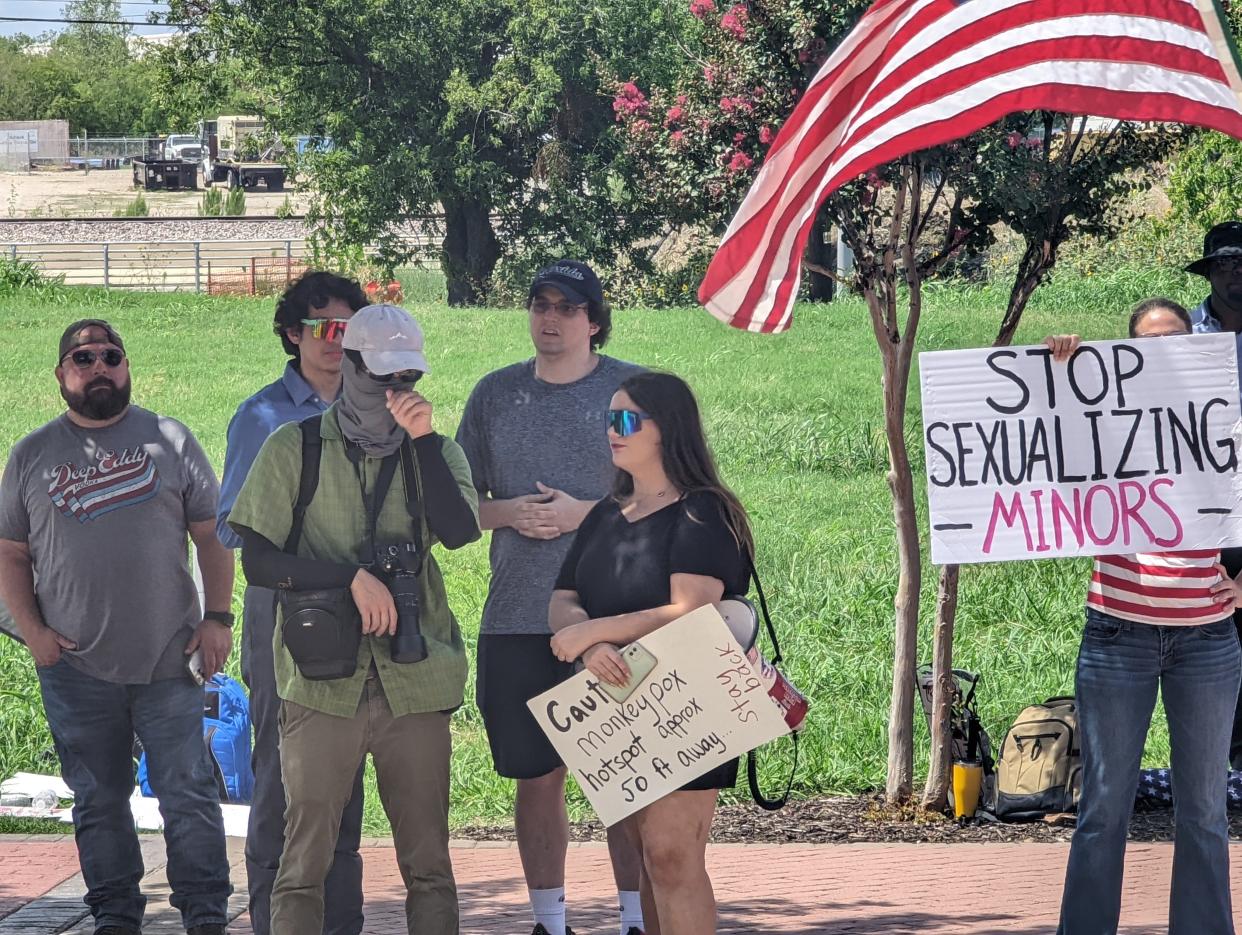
<box><xmin>58</xmin><ymin>319</ymin><xmax>125</xmax><ymax>362</ymax></box>
<box><xmin>1186</xmin><ymin>222</ymin><xmax>1242</xmax><ymax>277</ymax></box>
<box><xmin>528</xmin><ymin>260</ymin><xmax>604</xmax><ymax>307</ymax></box>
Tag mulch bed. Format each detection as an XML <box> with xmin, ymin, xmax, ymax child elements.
<box><xmin>455</xmin><ymin>794</ymin><xmax>1242</xmax><ymax>844</ymax></box>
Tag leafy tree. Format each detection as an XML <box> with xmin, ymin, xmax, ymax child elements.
<box><xmin>615</xmin><ymin>0</ymin><xmax>1180</xmax><ymax>805</ymax></box>
<box><xmin>159</xmin><ymin>0</ymin><xmax>684</xmax><ymax>304</ymax></box>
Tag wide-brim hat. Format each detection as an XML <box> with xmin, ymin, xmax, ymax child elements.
<box><xmin>341</xmin><ymin>304</ymin><xmax>429</xmax><ymax>375</ymax></box>
<box><xmin>1186</xmin><ymin>221</ymin><xmax>1242</xmax><ymax>277</ymax></box>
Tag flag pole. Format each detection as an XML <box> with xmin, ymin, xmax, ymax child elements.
<box><xmin>1199</xmin><ymin>0</ymin><xmax>1242</xmax><ymax>110</ymax></box>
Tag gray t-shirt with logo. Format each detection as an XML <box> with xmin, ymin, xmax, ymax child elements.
<box><xmin>455</xmin><ymin>355</ymin><xmax>644</xmax><ymax>635</ymax></box>
<box><xmin>0</xmin><ymin>407</ymin><xmax>219</xmax><ymax>683</ymax></box>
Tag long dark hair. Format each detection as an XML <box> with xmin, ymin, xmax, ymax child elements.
<box><xmin>611</xmin><ymin>371</ymin><xmax>754</xmax><ymax>557</ymax></box>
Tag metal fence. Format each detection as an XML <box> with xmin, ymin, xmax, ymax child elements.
<box><xmin>2</xmin><ymin>237</ymin><xmax>438</xmax><ymax>292</ymax></box>
<box><xmin>68</xmin><ymin>136</ymin><xmax>162</xmax><ymax>167</ymax></box>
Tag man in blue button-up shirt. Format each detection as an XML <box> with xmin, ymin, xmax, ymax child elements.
<box><xmin>217</xmin><ymin>271</ymin><xmax>367</xmax><ymax>935</ymax></box>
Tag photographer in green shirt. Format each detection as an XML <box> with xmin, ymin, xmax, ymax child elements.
<box><xmin>229</xmin><ymin>304</ymin><xmax>479</xmax><ymax>935</ymax></box>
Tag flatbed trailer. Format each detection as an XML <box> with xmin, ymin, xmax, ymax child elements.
<box><xmin>207</xmin><ymin>160</ymin><xmax>286</xmax><ymax>191</ymax></box>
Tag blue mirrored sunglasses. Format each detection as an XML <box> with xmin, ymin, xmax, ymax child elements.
<box><xmin>607</xmin><ymin>408</ymin><xmax>651</xmax><ymax>437</ymax></box>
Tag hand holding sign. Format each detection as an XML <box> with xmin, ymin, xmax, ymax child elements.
<box><xmin>529</xmin><ymin>605</ymin><xmax>791</xmax><ymax>826</ymax></box>
<box><xmin>920</xmin><ymin>333</ymin><xmax>1242</xmax><ymax>564</ymax></box>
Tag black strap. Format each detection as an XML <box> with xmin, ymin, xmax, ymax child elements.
<box><xmin>741</xmin><ymin>548</ymin><xmax>797</xmax><ymax>810</ymax></box>
<box><xmin>398</xmin><ymin>441</ymin><xmax>426</xmax><ymax>561</ymax></box>
<box><xmin>744</xmin><ymin>550</ymin><xmax>782</xmax><ymax>666</ymax></box>
<box><xmin>354</xmin><ymin>450</ymin><xmax>401</xmax><ymax>562</ymax></box>
<box><xmin>747</xmin><ymin>734</ymin><xmax>798</xmax><ymax>812</ymax></box>
<box><xmin>285</xmin><ymin>414</ymin><xmax>324</xmax><ymax>553</ymax></box>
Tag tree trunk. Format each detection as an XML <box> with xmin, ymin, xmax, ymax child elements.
<box><xmin>921</xmin><ymin>563</ymin><xmax>959</xmax><ymax>811</ymax></box>
<box><xmin>441</xmin><ymin>193</ymin><xmax>501</xmax><ymax>306</ymax></box>
<box><xmin>804</xmin><ymin>208</ymin><xmax>836</xmax><ymax>301</ymax></box>
<box><xmin>920</xmin><ymin>231</ymin><xmax>1060</xmax><ymax>810</ymax></box>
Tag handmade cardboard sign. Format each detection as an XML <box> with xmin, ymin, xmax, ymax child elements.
<box><xmin>528</xmin><ymin>605</ymin><xmax>790</xmax><ymax>826</ymax></box>
<box><xmin>919</xmin><ymin>333</ymin><xmax>1242</xmax><ymax>564</ymax></box>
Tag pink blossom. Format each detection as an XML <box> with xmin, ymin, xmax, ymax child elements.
<box><xmin>676</xmin><ymin>94</ymin><xmax>688</xmax><ymax>106</ymax></box>
<box><xmin>669</xmin><ymin>130</ymin><xmax>687</xmax><ymax>148</ymax></box>
<box><xmin>752</xmin><ymin>86</ymin><xmax>766</xmax><ymax>100</ymax></box>
<box><xmin>690</xmin><ymin>0</ymin><xmax>716</xmax><ymax>19</ymax></box>
<box><xmin>665</xmin><ymin>105</ymin><xmax>685</xmax><ymax>126</ymax></box>
<box><xmin>612</xmin><ymin>81</ymin><xmax>649</xmax><ymax>120</ymax></box>
<box><xmin>629</xmin><ymin>118</ymin><xmax>652</xmax><ymax>136</ymax></box>
<box><xmin>1006</xmin><ymin>130</ymin><xmax>1023</xmax><ymax>149</ymax></box>
<box><xmin>733</xmin><ymin>131</ymin><xmax>746</xmax><ymax>143</ymax></box>
<box><xmin>719</xmin><ymin>96</ymin><xmax>736</xmax><ymax>113</ymax></box>
<box><xmin>865</xmin><ymin>170</ymin><xmax>887</xmax><ymax>189</ymax></box>
<box><xmin>720</xmin><ymin>5</ymin><xmax>748</xmax><ymax>39</ymax></box>
<box><xmin>703</xmin><ymin>65</ymin><xmax>717</xmax><ymax>84</ymax></box>
<box><xmin>727</xmin><ymin>150</ymin><xmax>754</xmax><ymax>173</ymax></box>
<box><xmin>759</xmin><ymin>125</ymin><xmax>774</xmax><ymax>145</ymax></box>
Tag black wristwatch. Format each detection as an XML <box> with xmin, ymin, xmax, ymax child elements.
<box><xmin>203</xmin><ymin>610</ymin><xmax>235</xmax><ymax>627</ymax></box>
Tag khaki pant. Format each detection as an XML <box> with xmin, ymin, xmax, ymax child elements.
<box><xmin>271</xmin><ymin>671</ymin><xmax>457</xmax><ymax>935</ymax></box>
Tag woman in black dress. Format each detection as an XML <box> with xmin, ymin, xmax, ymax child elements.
<box><xmin>549</xmin><ymin>371</ymin><xmax>752</xmax><ymax>935</ymax></box>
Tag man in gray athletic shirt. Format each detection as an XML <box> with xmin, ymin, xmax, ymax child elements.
<box><xmin>456</xmin><ymin>261</ymin><xmax>645</xmax><ymax>935</ymax></box>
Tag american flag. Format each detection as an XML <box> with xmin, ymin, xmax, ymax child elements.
<box><xmin>699</xmin><ymin>0</ymin><xmax>1242</xmax><ymax>334</ymax></box>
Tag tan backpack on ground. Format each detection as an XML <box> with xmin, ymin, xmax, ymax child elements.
<box><xmin>992</xmin><ymin>696</ymin><xmax>1081</xmax><ymax>820</ymax></box>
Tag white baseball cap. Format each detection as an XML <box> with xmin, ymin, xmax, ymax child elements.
<box><xmin>341</xmin><ymin>304</ymin><xmax>430</xmax><ymax>375</ymax></box>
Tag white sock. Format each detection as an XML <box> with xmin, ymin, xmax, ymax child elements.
<box><xmin>530</xmin><ymin>887</ymin><xmax>566</xmax><ymax>935</ymax></box>
<box><xmin>618</xmin><ymin>889</ymin><xmax>644</xmax><ymax>934</ymax></box>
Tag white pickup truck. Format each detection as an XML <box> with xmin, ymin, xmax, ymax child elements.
<box><xmin>162</xmin><ymin>134</ymin><xmax>203</xmax><ymax>163</ymax></box>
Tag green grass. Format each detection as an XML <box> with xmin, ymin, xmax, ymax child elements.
<box><xmin>0</xmin><ymin>264</ymin><xmax>1209</xmax><ymax>832</ymax></box>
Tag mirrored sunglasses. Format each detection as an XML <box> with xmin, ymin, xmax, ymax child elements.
<box><xmin>301</xmin><ymin>318</ymin><xmax>350</xmax><ymax>341</ymax></box>
<box><xmin>64</xmin><ymin>348</ymin><xmax>125</xmax><ymax>368</ymax></box>
<box><xmin>607</xmin><ymin>408</ymin><xmax>651</xmax><ymax>437</ymax></box>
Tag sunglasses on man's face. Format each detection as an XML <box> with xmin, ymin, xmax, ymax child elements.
<box><xmin>301</xmin><ymin>318</ymin><xmax>350</xmax><ymax>341</ymax></box>
<box><xmin>364</xmin><ymin>366</ymin><xmax>423</xmax><ymax>385</ymax></box>
<box><xmin>63</xmin><ymin>348</ymin><xmax>125</xmax><ymax>368</ymax></box>
<box><xmin>607</xmin><ymin>408</ymin><xmax>652</xmax><ymax>437</ymax></box>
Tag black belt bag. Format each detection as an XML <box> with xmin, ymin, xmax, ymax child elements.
<box><xmin>278</xmin><ymin>587</ymin><xmax>361</xmax><ymax>681</ymax></box>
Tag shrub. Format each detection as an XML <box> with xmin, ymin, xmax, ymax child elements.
<box><xmin>114</xmin><ymin>193</ymin><xmax>149</xmax><ymax>217</ymax></box>
<box><xmin>223</xmin><ymin>186</ymin><xmax>246</xmax><ymax>216</ymax></box>
<box><xmin>200</xmin><ymin>187</ymin><xmax>223</xmax><ymax>216</ymax></box>
<box><xmin>0</xmin><ymin>255</ymin><xmax>60</xmax><ymax>295</ymax></box>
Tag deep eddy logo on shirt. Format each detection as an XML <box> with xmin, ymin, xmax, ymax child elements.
<box><xmin>47</xmin><ymin>446</ymin><xmax>161</xmax><ymax>523</ymax></box>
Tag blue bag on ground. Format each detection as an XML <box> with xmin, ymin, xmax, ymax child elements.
<box><xmin>137</xmin><ymin>673</ymin><xmax>254</xmax><ymax>803</ymax></box>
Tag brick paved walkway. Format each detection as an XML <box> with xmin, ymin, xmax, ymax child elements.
<box><xmin>6</xmin><ymin>834</ymin><xmax>1242</xmax><ymax>933</ymax></box>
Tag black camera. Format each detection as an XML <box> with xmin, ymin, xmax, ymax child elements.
<box><xmin>373</xmin><ymin>543</ymin><xmax>427</xmax><ymax>664</ymax></box>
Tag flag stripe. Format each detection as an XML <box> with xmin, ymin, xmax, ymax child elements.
<box><xmin>700</xmin><ymin>0</ymin><xmax>1242</xmax><ymax>332</ymax></box>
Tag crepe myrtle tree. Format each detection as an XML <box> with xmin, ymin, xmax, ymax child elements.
<box><xmin>614</xmin><ymin>0</ymin><xmax>1179</xmax><ymax>805</ymax></box>
<box><xmin>157</xmin><ymin>0</ymin><xmax>683</xmax><ymax>304</ymax></box>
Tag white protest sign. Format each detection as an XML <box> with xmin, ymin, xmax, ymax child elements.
<box><xmin>528</xmin><ymin>605</ymin><xmax>790</xmax><ymax>826</ymax></box>
<box><xmin>919</xmin><ymin>333</ymin><xmax>1242</xmax><ymax>564</ymax></box>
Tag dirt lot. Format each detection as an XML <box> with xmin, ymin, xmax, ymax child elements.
<box><xmin>2</xmin><ymin>167</ymin><xmax>309</xmax><ymax>218</ymax></box>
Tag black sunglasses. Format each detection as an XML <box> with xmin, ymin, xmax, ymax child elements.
<box><xmin>63</xmin><ymin>348</ymin><xmax>125</xmax><ymax>368</ymax></box>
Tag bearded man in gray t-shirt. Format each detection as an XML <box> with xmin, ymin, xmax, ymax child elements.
<box><xmin>456</xmin><ymin>261</ymin><xmax>645</xmax><ymax>935</ymax></box>
<box><xmin>0</xmin><ymin>320</ymin><xmax>234</xmax><ymax>935</ymax></box>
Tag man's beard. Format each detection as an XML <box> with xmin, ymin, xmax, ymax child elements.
<box><xmin>61</xmin><ymin>375</ymin><xmax>131</xmax><ymax>420</ymax></box>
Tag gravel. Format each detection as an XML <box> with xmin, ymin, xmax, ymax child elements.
<box><xmin>0</xmin><ymin>218</ymin><xmax>312</xmax><ymax>245</ymax></box>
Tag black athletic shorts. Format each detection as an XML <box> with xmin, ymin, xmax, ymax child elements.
<box><xmin>477</xmin><ymin>633</ymin><xmax>738</xmax><ymax>790</ymax></box>
<box><xmin>477</xmin><ymin>633</ymin><xmax>576</xmax><ymax>779</ymax></box>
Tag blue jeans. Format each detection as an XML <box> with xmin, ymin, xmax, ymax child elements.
<box><xmin>1058</xmin><ymin>608</ymin><xmax>1240</xmax><ymax>935</ymax></box>
<box><xmin>37</xmin><ymin>658</ymin><xmax>232</xmax><ymax>930</ymax></box>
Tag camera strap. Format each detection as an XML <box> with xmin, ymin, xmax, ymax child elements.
<box><xmin>398</xmin><ymin>442</ymin><xmax>426</xmax><ymax>566</ymax></box>
<box><xmin>350</xmin><ymin>445</ymin><xmax>401</xmax><ymax>564</ymax></box>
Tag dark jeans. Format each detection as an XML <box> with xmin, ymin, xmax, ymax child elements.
<box><xmin>242</xmin><ymin>585</ymin><xmax>365</xmax><ymax>935</ymax></box>
<box><xmin>1058</xmin><ymin>608</ymin><xmax>1240</xmax><ymax>935</ymax></box>
<box><xmin>1221</xmin><ymin>547</ymin><xmax>1242</xmax><ymax>768</ymax></box>
<box><xmin>37</xmin><ymin>658</ymin><xmax>231</xmax><ymax>931</ymax></box>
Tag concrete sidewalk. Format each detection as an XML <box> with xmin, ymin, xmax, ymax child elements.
<box><xmin>3</xmin><ymin>834</ymin><xmax>1242</xmax><ymax>933</ymax></box>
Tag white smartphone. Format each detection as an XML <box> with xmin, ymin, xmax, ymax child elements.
<box><xmin>599</xmin><ymin>641</ymin><xmax>659</xmax><ymax>704</ymax></box>
<box><xmin>186</xmin><ymin>648</ymin><xmax>205</xmax><ymax>686</ymax></box>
